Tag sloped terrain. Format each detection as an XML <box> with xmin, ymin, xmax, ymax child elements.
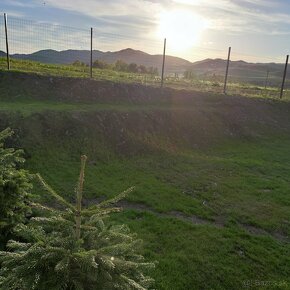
<box><xmin>1</xmin><ymin>72</ymin><xmax>290</xmax><ymax>289</ymax></box>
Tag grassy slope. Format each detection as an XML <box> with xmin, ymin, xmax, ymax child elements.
<box><xmin>1</xmin><ymin>70</ymin><xmax>290</xmax><ymax>289</ymax></box>
<box><xmin>1</xmin><ymin>57</ymin><xmax>289</xmax><ymax>99</ymax></box>
<box><xmin>24</xmin><ymin>136</ymin><xmax>290</xmax><ymax>289</ymax></box>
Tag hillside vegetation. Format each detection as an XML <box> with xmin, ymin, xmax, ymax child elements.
<box><xmin>1</xmin><ymin>70</ymin><xmax>290</xmax><ymax>289</ymax></box>
<box><xmin>1</xmin><ymin>58</ymin><xmax>290</xmax><ymax>99</ymax></box>
<box><xmin>2</xmin><ymin>48</ymin><xmax>290</xmax><ymax>87</ymax></box>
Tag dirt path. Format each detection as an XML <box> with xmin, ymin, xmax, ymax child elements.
<box><xmin>85</xmin><ymin>198</ymin><xmax>289</xmax><ymax>243</ymax></box>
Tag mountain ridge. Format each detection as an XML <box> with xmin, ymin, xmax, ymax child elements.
<box><xmin>0</xmin><ymin>48</ymin><xmax>288</xmax><ymax>85</ymax></box>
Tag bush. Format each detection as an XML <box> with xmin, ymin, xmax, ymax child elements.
<box><xmin>128</xmin><ymin>63</ymin><xmax>138</xmax><ymax>73</ymax></box>
<box><xmin>93</xmin><ymin>60</ymin><xmax>110</xmax><ymax>69</ymax></box>
<box><xmin>0</xmin><ymin>128</ymin><xmax>32</xmax><ymax>247</ymax></box>
<box><xmin>114</xmin><ymin>60</ymin><xmax>129</xmax><ymax>72</ymax></box>
<box><xmin>0</xmin><ymin>155</ymin><xmax>155</xmax><ymax>289</ymax></box>
<box><xmin>72</xmin><ymin>60</ymin><xmax>86</xmax><ymax>67</ymax></box>
<box><xmin>89</xmin><ymin>59</ymin><xmax>158</xmax><ymax>76</ymax></box>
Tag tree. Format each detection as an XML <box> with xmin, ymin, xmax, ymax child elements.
<box><xmin>114</xmin><ymin>60</ymin><xmax>128</xmax><ymax>72</ymax></box>
<box><xmin>93</xmin><ymin>60</ymin><xmax>110</xmax><ymax>69</ymax></box>
<box><xmin>0</xmin><ymin>128</ymin><xmax>32</xmax><ymax>247</ymax></box>
<box><xmin>127</xmin><ymin>63</ymin><xmax>138</xmax><ymax>73</ymax></box>
<box><xmin>0</xmin><ymin>155</ymin><xmax>155</xmax><ymax>290</ymax></box>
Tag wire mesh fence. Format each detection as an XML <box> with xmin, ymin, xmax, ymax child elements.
<box><xmin>0</xmin><ymin>13</ymin><xmax>290</xmax><ymax>99</ymax></box>
<box><xmin>0</xmin><ymin>15</ymin><xmax>5</xmax><ymax>57</ymax></box>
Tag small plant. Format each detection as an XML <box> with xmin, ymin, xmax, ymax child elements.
<box><xmin>0</xmin><ymin>128</ymin><xmax>32</xmax><ymax>247</ymax></box>
<box><xmin>0</xmin><ymin>155</ymin><xmax>155</xmax><ymax>289</ymax></box>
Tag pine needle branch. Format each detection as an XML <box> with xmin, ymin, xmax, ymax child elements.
<box><xmin>82</xmin><ymin>207</ymin><xmax>122</xmax><ymax>216</ymax></box>
<box><xmin>29</xmin><ymin>202</ymin><xmax>62</xmax><ymax>215</ymax></box>
<box><xmin>36</xmin><ymin>173</ymin><xmax>75</xmax><ymax>212</ymax></box>
<box><xmin>92</xmin><ymin>187</ymin><xmax>135</xmax><ymax>209</ymax></box>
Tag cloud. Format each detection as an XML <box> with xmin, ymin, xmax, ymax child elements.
<box><xmin>30</xmin><ymin>0</ymin><xmax>164</xmax><ymax>41</ymax></box>
<box><xmin>2</xmin><ymin>0</ymin><xmax>290</xmax><ymax>62</ymax></box>
<box><xmin>0</xmin><ymin>10</ymin><xmax>25</xmax><ymax>18</ymax></box>
<box><xmin>171</xmin><ymin>0</ymin><xmax>290</xmax><ymax>34</ymax></box>
<box><xmin>6</xmin><ymin>0</ymin><xmax>288</xmax><ymax>37</ymax></box>
<box><xmin>38</xmin><ymin>0</ymin><xmax>161</xmax><ymax>19</ymax></box>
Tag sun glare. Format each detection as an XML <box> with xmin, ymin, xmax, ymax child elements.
<box><xmin>157</xmin><ymin>10</ymin><xmax>208</xmax><ymax>52</ymax></box>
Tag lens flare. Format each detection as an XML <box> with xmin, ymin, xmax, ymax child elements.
<box><xmin>157</xmin><ymin>9</ymin><xmax>208</xmax><ymax>52</ymax></box>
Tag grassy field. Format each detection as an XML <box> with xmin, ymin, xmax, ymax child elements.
<box><xmin>1</xmin><ymin>69</ymin><xmax>290</xmax><ymax>289</ymax></box>
<box><xmin>1</xmin><ymin>57</ymin><xmax>289</xmax><ymax>99</ymax></box>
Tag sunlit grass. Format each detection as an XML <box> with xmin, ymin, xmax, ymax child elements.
<box><xmin>1</xmin><ymin>57</ymin><xmax>289</xmax><ymax>99</ymax></box>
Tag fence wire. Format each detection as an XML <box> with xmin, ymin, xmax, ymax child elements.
<box><xmin>0</xmin><ymin>14</ymin><xmax>289</xmax><ymax>98</ymax></box>
<box><xmin>0</xmin><ymin>15</ymin><xmax>6</xmax><ymax>60</ymax></box>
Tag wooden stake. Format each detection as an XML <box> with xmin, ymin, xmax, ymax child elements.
<box><xmin>75</xmin><ymin>155</ymin><xmax>87</xmax><ymax>240</ymax></box>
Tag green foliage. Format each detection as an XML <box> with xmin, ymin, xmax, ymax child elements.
<box><xmin>92</xmin><ymin>60</ymin><xmax>111</xmax><ymax>69</ymax></box>
<box><xmin>0</xmin><ymin>128</ymin><xmax>32</xmax><ymax>245</ymax></box>
<box><xmin>114</xmin><ymin>60</ymin><xmax>129</xmax><ymax>72</ymax></box>
<box><xmin>113</xmin><ymin>61</ymin><xmax>158</xmax><ymax>75</ymax></box>
<box><xmin>0</xmin><ymin>155</ymin><xmax>155</xmax><ymax>290</ymax></box>
<box><xmin>72</xmin><ymin>60</ymin><xmax>87</xmax><ymax>67</ymax></box>
<box><xmin>128</xmin><ymin>63</ymin><xmax>138</xmax><ymax>73</ymax></box>
<box><xmin>4</xmin><ymin>57</ymin><xmax>289</xmax><ymax>98</ymax></box>
<box><xmin>92</xmin><ymin>59</ymin><xmax>158</xmax><ymax>75</ymax></box>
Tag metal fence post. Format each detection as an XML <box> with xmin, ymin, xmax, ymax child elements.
<box><xmin>280</xmin><ymin>55</ymin><xmax>289</xmax><ymax>99</ymax></box>
<box><xmin>264</xmin><ymin>70</ymin><xmax>269</xmax><ymax>90</ymax></box>
<box><xmin>223</xmin><ymin>47</ymin><xmax>231</xmax><ymax>94</ymax></box>
<box><xmin>161</xmin><ymin>38</ymin><xmax>166</xmax><ymax>88</ymax></box>
<box><xmin>90</xmin><ymin>27</ymin><xmax>93</xmax><ymax>78</ymax></box>
<box><xmin>4</xmin><ymin>13</ymin><xmax>10</xmax><ymax>70</ymax></box>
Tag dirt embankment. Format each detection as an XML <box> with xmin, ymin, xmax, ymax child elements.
<box><xmin>0</xmin><ymin>71</ymin><xmax>173</xmax><ymax>103</ymax></box>
<box><xmin>1</xmin><ymin>71</ymin><xmax>290</xmax><ymax>156</ymax></box>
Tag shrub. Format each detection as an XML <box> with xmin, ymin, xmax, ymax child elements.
<box><xmin>93</xmin><ymin>60</ymin><xmax>110</xmax><ymax>69</ymax></box>
<box><xmin>114</xmin><ymin>60</ymin><xmax>129</xmax><ymax>72</ymax></box>
<box><xmin>128</xmin><ymin>63</ymin><xmax>138</xmax><ymax>73</ymax></box>
<box><xmin>0</xmin><ymin>155</ymin><xmax>155</xmax><ymax>289</ymax></box>
<box><xmin>0</xmin><ymin>128</ymin><xmax>32</xmax><ymax>247</ymax></box>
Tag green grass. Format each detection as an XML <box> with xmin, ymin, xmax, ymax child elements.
<box><xmin>23</xmin><ymin>135</ymin><xmax>290</xmax><ymax>289</ymax></box>
<box><xmin>112</xmin><ymin>211</ymin><xmax>290</xmax><ymax>289</ymax></box>
<box><xmin>2</xmin><ymin>68</ymin><xmax>290</xmax><ymax>289</ymax></box>
<box><xmin>26</xmin><ymin>137</ymin><xmax>290</xmax><ymax>232</ymax></box>
<box><xmin>0</xmin><ymin>57</ymin><xmax>160</xmax><ymax>85</ymax></box>
<box><xmin>0</xmin><ymin>100</ymin><xmax>180</xmax><ymax>115</ymax></box>
<box><xmin>1</xmin><ymin>57</ymin><xmax>290</xmax><ymax>99</ymax></box>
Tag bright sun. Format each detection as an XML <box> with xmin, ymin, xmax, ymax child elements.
<box><xmin>157</xmin><ymin>10</ymin><xmax>208</xmax><ymax>51</ymax></box>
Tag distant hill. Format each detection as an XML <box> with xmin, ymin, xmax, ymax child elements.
<box><xmin>190</xmin><ymin>58</ymin><xmax>286</xmax><ymax>85</ymax></box>
<box><xmin>4</xmin><ymin>48</ymin><xmax>191</xmax><ymax>74</ymax></box>
<box><xmin>191</xmin><ymin>58</ymin><xmax>283</xmax><ymax>75</ymax></box>
<box><xmin>0</xmin><ymin>51</ymin><xmax>6</xmax><ymax>58</ymax></box>
<box><xmin>0</xmin><ymin>48</ymin><xmax>287</xmax><ymax>85</ymax></box>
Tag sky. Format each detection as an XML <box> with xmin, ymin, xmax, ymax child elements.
<box><xmin>1</xmin><ymin>0</ymin><xmax>290</xmax><ymax>62</ymax></box>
